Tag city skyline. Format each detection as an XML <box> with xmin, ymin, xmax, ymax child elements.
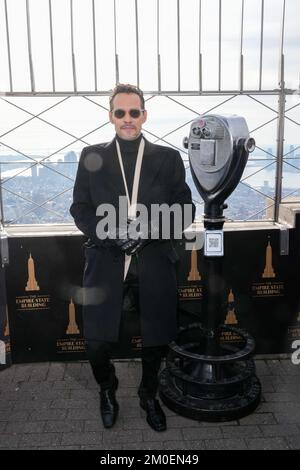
<box><xmin>0</xmin><ymin>139</ymin><xmax>299</xmax><ymax>225</ymax></box>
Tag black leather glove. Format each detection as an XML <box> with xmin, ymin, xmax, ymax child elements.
<box><xmin>114</xmin><ymin>237</ymin><xmax>142</xmax><ymax>254</ymax></box>
<box><xmin>85</xmin><ymin>227</ymin><xmax>142</xmax><ymax>253</ymax></box>
<box><xmin>124</xmin><ymin>219</ymin><xmax>160</xmax><ymax>256</ymax></box>
<box><xmin>104</xmin><ymin>224</ymin><xmax>140</xmax><ymax>255</ymax></box>
<box><xmin>105</xmin><ymin>219</ymin><xmax>160</xmax><ymax>256</ymax></box>
<box><xmin>124</xmin><ymin>238</ymin><xmax>149</xmax><ymax>256</ymax></box>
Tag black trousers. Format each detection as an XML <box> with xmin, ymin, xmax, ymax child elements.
<box><xmin>86</xmin><ymin>256</ymin><xmax>166</xmax><ymax>400</ymax></box>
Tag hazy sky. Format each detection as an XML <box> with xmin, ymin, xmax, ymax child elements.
<box><xmin>1</xmin><ymin>0</ymin><xmax>299</xmax><ymax>92</ymax></box>
<box><xmin>0</xmin><ymin>0</ymin><xmax>299</xmax><ymax>154</ymax></box>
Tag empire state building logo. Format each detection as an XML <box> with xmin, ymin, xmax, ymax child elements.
<box><xmin>25</xmin><ymin>253</ymin><xmax>40</xmax><ymax>291</ymax></box>
<box><xmin>252</xmin><ymin>236</ymin><xmax>283</xmax><ymax>298</ymax></box>
<box><xmin>66</xmin><ymin>299</ymin><xmax>80</xmax><ymax>335</ymax></box>
<box><xmin>262</xmin><ymin>240</ymin><xmax>276</xmax><ymax>278</ymax></box>
<box><xmin>187</xmin><ymin>246</ymin><xmax>201</xmax><ymax>281</ymax></box>
<box><xmin>4</xmin><ymin>306</ymin><xmax>9</xmax><ymax>337</ymax></box>
<box><xmin>224</xmin><ymin>289</ymin><xmax>238</xmax><ymax>325</ymax></box>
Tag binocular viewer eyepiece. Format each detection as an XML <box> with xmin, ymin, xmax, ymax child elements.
<box><xmin>184</xmin><ymin>114</ymin><xmax>255</xmax><ymax>229</ymax></box>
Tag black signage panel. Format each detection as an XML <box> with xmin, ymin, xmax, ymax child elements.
<box><xmin>5</xmin><ymin>215</ymin><xmax>300</xmax><ymax>363</ymax></box>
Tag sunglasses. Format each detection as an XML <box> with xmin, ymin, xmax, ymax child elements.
<box><xmin>113</xmin><ymin>108</ymin><xmax>144</xmax><ymax>119</ymax></box>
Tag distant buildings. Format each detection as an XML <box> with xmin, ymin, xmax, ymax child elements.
<box><xmin>0</xmin><ymin>146</ymin><xmax>299</xmax><ymax>224</ymax></box>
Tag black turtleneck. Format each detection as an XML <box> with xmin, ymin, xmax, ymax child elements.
<box><xmin>116</xmin><ymin>133</ymin><xmax>143</xmax><ymax>198</ymax></box>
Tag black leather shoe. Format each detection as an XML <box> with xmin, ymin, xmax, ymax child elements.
<box><xmin>100</xmin><ymin>378</ymin><xmax>119</xmax><ymax>428</ymax></box>
<box><xmin>140</xmin><ymin>398</ymin><xmax>166</xmax><ymax>432</ymax></box>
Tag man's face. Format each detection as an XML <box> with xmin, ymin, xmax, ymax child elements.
<box><xmin>109</xmin><ymin>93</ymin><xmax>147</xmax><ymax>140</ymax></box>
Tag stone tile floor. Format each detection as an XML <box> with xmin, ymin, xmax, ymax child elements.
<box><xmin>0</xmin><ymin>358</ymin><xmax>299</xmax><ymax>450</ymax></box>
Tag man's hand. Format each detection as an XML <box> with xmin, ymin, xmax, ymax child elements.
<box><xmin>114</xmin><ymin>237</ymin><xmax>142</xmax><ymax>255</ymax></box>
<box><xmin>124</xmin><ymin>238</ymin><xmax>150</xmax><ymax>256</ymax></box>
<box><xmin>107</xmin><ymin>219</ymin><xmax>160</xmax><ymax>256</ymax></box>
<box><xmin>124</xmin><ymin>218</ymin><xmax>160</xmax><ymax>255</ymax></box>
<box><xmin>105</xmin><ymin>224</ymin><xmax>141</xmax><ymax>255</ymax></box>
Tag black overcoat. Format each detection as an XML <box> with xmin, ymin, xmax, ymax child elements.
<box><xmin>70</xmin><ymin>136</ymin><xmax>195</xmax><ymax>347</ymax></box>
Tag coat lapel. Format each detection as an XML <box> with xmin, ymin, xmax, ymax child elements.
<box><xmin>138</xmin><ymin>137</ymin><xmax>165</xmax><ymax>203</ymax></box>
<box><xmin>99</xmin><ymin>139</ymin><xmax>126</xmax><ymax>196</ymax></box>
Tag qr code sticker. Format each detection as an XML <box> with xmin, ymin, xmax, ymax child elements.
<box><xmin>205</xmin><ymin>231</ymin><xmax>223</xmax><ymax>256</ymax></box>
<box><xmin>209</xmin><ymin>238</ymin><xmax>220</xmax><ymax>248</ymax></box>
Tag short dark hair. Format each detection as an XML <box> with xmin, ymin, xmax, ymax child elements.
<box><xmin>109</xmin><ymin>83</ymin><xmax>145</xmax><ymax>111</ymax></box>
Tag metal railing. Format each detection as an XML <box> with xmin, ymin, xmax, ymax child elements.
<box><xmin>0</xmin><ymin>0</ymin><xmax>299</xmax><ymax>225</ymax></box>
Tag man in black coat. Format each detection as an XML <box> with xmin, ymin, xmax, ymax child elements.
<box><xmin>70</xmin><ymin>84</ymin><xmax>195</xmax><ymax>432</ymax></box>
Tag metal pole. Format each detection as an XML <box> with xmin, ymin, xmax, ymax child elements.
<box><xmin>274</xmin><ymin>0</ymin><xmax>286</xmax><ymax>222</ymax></box>
<box><xmin>218</xmin><ymin>0</ymin><xmax>222</xmax><ymax>91</ymax></box>
<box><xmin>4</xmin><ymin>0</ymin><xmax>12</xmax><ymax>92</ymax></box>
<box><xmin>203</xmin><ymin>256</ymin><xmax>224</xmax><ymax>355</ymax></box>
<box><xmin>48</xmin><ymin>0</ymin><xmax>55</xmax><ymax>92</ymax></box>
<box><xmin>259</xmin><ymin>0</ymin><xmax>264</xmax><ymax>90</ymax></box>
<box><xmin>113</xmin><ymin>0</ymin><xmax>119</xmax><ymax>84</ymax></box>
<box><xmin>274</xmin><ymin>86</ymin><xmax>285</xmax><ymax>222</ymax></box>
<box><xmin>199</xmin><ymin>0</ymin><xmax>202</xmax><ymax>92</ymax></box>
<box><xmin>177</xmin><ymin>0</ymin><xmax>181</xmax><ymax>91</ymax></box>
<box><xmin>0</xmin><ymin>164</ymin><xmax>5</xmax><ymax>226</ymax></box>
<box><xmin>92</xmin><ymin>0</ymin><xmax>98</xmax><ymax>91</ymax></box>
<box><xmin>26</xmin><ymin>0</ymin><xmax>35</xmax><ymax>92</ymax></box>
<box><xmin>239</xmin><ymin>0</ymin><xmax>244</xmax><ymax>92</ymax></box>
<box><xmin>157</xmin><ymin>0</ymin><xmax>161</xmax><ymax>92</ymax></box>
<box><xmin>70</xmin><ymin>0</ymin><xmax>77</xmax><ymax>92</ymax></box>
<box><xmin>2</xmin><ymin>89</ymin><xmax>284</xmax><ymax>97</ymax></box>
<box><xmin>135</xmin><ymin>0</ymin><xmax>140</xmax><ymax>88</ymax></box>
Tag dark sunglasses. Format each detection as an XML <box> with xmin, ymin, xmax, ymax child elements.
<box><xmin>113</xmin><ymin>108</ymin><xmax>144</xmax><ymax>119</ymax></box>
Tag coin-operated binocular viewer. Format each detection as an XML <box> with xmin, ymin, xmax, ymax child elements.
<box><xmin>159</xmin><ymin>115</ymin><xmax>261</xmax><ymax>421</ymax></box>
